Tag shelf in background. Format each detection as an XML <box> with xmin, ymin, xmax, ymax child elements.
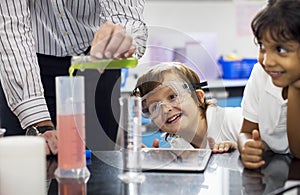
<box><xmin>206</xmin><ymin>79</ymin><xmax>248</xmax><ymax>88</ymax></box>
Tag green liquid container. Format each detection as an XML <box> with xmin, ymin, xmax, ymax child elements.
<box><xmin>69</xmin><ymin>56</ymin><xmax>138</xmax><ymax>76</ymax></box>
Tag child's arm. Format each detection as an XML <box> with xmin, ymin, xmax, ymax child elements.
<box><xmin>287</xmin><ymin>85</ymin><xmax>300</xmax><ymax>158</ymax></box>
<box><xmin>238</xmin><ymin>119</ymin><xmax>265</xmax><ymax>169</ymax></box>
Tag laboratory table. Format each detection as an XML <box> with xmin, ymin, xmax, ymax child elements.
<box><xmin>47</xmin><ymin>150</ymin><xmax>300</xmax><ymax>195</ymax></box>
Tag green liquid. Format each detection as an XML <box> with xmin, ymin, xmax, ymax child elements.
<box><xmin>69</xmin><ymin>57</ymin><xmax>138</xmax><ymax>76</ymax></box>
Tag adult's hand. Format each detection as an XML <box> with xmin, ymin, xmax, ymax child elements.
<box><xmin>40</xmin><ymin>130</ymin><xmax>58</xmax><ymax>155</ymax></box>
<box><xmin>46</xmin><ymin>156</ymin><xmax>58</xmax><ymax>179</ymax></box>
<box><xmin>91</xmin><ymin>21</ymin><xmax>135</xmax><ymax>59</ymax></box>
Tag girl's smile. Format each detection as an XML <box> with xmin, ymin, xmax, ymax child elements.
<box><xmin>264</xmin><ymin>69</ymin><xmax>285</xmax><ymax>80</ymax></box>
<box><xmin>258</xmin><ymin>31</ymin><xmax>300</xmax><ymax>88</ymax></box>
<box><xmin>165</xmin><ymin>112</ymin><xmax>183</xmax><ymax>124</ymax></box>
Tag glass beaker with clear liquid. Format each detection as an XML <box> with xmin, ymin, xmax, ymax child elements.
<box><xmin>118</xmin><ymin>96</ymin><xmax>145</xmax><ymax>183</ymax></box>
<box><xmin>54</xmin><ymin>76</ymin><xmax>90</xmax><ymax>182</ymax></box>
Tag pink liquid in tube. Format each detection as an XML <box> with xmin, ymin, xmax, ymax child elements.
<box><xmin>57</xmin><ymin>114</ymin><xmax>85</xmax><ymax>169</ymax></box>
<box><xmin>54</xmin><ymin>76</ymin><xmax>90</xmax><ymax>181</ymax></box>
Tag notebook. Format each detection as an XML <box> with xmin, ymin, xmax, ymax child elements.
<box><xmin>140</xmin><ymin>148</ymin><xmax>212</xmax><ymax>172</ymax></box>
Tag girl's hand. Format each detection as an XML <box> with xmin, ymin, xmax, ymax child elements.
<box><xmin>141</xmin><ymin>139</ymin><xmax>160</xmax><ymax>148</ymax></box>
<box><xmin>152</xmin><ymin>139</ymin><xmax>160</xmax><ymax>148</ymax></box>
<box><xmin>212</xmin><ymin>141</ymin><xmax>236</xmax><ymax>153</ymax></box>
<box><xmin>291</xmin><ymin>79</ymin><xmax>300</xmax><ymax>89</ymax></box>
<box><xmin>207</xmin><ymin>136</ymin><xmax>236</xmax><ymax>153</ymax></box>
<box><xmin>240</xmin><ymin>130</ymin><xmax>265</xmax><ymax>169</ymax></box>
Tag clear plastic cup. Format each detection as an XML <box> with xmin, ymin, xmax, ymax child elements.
<box><xmin>118</xmin><ymin>96</ymin><xmax>145</xmax><ymax>183</ymax></box>
<box><xmin>54</xmin><ymin>76</ymin><xmax>90</xmax><ymax>182</ymax></box>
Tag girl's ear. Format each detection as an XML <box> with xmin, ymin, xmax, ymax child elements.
<box><xmin>195</xmin><ymin>89</ymin><xmax>205</xmax><ymax>103</ymax></box>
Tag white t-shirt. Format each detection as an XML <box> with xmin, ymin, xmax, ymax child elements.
<box><xmin>206</xmin><ymin>105</ymin><xmax>242</xmax><ymax>144</ymax></box>
<box><xmin>169</xmin><ymin>105</ymin><xmax>242</xmax><ymax>149</ymax></box>
<box><xmin>242</xmin><ymin>63</ymin><xmax>289</xmax><ymax>154</ymax></box>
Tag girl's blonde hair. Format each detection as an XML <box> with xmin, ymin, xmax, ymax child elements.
<box><xmin>132</xmin><ymin>62</ymin><xmax>212</xmax><ymax>140</ymax></box>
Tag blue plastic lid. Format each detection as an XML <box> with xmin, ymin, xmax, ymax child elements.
<box><xmin>86</xmin><ymin>149</ymin><xmax>92</xmax><ymax>159</ymax></box>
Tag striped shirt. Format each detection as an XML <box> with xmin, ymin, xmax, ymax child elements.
<box><xmin>0</xmin><ymin>0</ymin><xmax>147</xmax><ymax>129</ymax></box>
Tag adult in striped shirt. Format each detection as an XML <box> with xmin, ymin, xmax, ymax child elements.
<box><xmin>0</xmin><ymin>0</ymin><xmax>147</xmax><ymax>155</ymax></box>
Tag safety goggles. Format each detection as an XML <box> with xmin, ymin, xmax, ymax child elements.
<box><xmin>141</xmin><ymin>80</ymin><xmax>192</xmax><ymax>119</ymax></box>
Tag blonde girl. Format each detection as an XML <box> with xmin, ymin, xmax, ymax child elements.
<box><xmin>132</xmin><ymin>62</ymin><xmax>242</xmax><ymax>153</ymax></box>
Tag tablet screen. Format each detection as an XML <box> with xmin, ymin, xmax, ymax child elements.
<box><xmin>141</xmin><ymin>148</ymin><xmax>212</xmax><ymax>172</ymax></box>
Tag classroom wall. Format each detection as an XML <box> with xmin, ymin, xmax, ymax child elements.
<box><xmin>143</xmin><ymin>0</ymin><xmax>265</xmax><ymax>59</ymax></box>
<box><xmin>122</xmin><ymin>0</ymin><xmax>266</xmax><ymax>91</ymax></box>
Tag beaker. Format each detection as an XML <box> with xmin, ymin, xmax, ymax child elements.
<box><xmin>118</xmin><ymin>96</ymin><xmax>145</xmax><ymax>183</ymax></box>
<box><xmin>54</xmin><ymin>76</ymin><xmax>90</xmax><ymax>182</ymax></box>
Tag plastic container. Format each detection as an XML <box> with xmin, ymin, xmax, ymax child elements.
<box><xmin>218</xmin><ymin>57</ymin><xmax>257</xmax><ymax>79</ymax></box>
<box><xmin>55</xmin><ymin>76</ymin><xmax>90</xmax><ymax>182</ymax></box>
<box><xmin>218</xmin><ymin>57</ymin><xmax>242</xmax><ymax>79</ymax></box>
<box><xmin>240</xmin><ymin>58</ymin><xmax>257</xmax><ymax>78</ymax></box>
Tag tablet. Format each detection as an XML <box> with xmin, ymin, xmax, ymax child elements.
<box><xmin>141</xmin><ymin>148</ymin><xmax>212</xmax><ymax>172</ymax></box>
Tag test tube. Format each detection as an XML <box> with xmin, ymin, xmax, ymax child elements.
<box><xmin>54</xmin><ymin>76</ymin><xmax>90</xmax><ymax>182</ymax></box>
